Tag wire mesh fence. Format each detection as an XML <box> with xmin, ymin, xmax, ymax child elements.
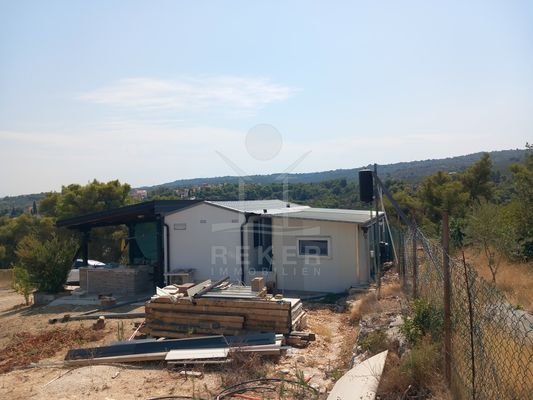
<box><xmin>403</xmin><ymin>228</ymin><xmax>533</xmax><ymax>400</ymax></box>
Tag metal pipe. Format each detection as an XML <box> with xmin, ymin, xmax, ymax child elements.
<box><xmin>164</xmin><ymin>222</ymin><xmax>170</xmax><ymax>286</ymax></box>
<box><xmin>374</xmin><ymin>164</ymin><xmax>381</xmax><ymax>296</ymax></box>
<box><xmin>240</xmin><ymin>213</ymin><xmax>251</xmax><ymax>283</ymax></box>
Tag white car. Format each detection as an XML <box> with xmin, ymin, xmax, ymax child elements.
<box><xmin>66</xmin><ymin>259</ymin><xmax>106</xmax><ymax>285</ymax></box>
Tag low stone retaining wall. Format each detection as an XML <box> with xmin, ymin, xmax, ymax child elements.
<box><xmin>80</xmin><ymin>266</ymin><xmax>152</xmax><ymax>296</ymax></box>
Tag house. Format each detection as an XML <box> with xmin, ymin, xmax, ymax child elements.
<box><xmin>164</xmin><ymin>200</ymin><xmax>383</xmax><ymax>293</ymax></box>
<box><xmin>57</xmin><ymin>200</ymin><xmax>383</xmax><ymax>294</ymax></box>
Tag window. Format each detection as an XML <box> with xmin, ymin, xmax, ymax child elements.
<box><xmin>298</xmin><ymin>238</ymin><xmax>330</xmax><ymax>257</ymax></box>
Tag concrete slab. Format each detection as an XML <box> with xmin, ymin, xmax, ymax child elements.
<box><xmin>49</xmin><ymin>292</ymin><xmax>151</xmax><ymax>307</ymax></box>
<box><xmin>327</xmin><ymin>350</ymin><xmax>388</xmax><ymax>400</ymax></box>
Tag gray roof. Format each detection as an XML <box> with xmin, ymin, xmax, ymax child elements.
<box><xmin>206</xmin><ymin>200</ymin><xmax>381</xmax><ymax>225</ymax></box>
<box><xmin>207</xmin><ymin>200</ymin><xmax>308</xmax><ymax>213</ymax></box>
<box><xmin>271</xmin><ymin>208</ymin><xmax>382</xmax><ymax>225</ymax></box>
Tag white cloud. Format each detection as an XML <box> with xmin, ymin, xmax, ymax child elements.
<box><xmin>79</xmin><ymin>76</ymin><xmax>296</xmax><ymax>114</ymax></box>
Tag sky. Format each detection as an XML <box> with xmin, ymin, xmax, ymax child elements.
<box><xmin>1</xmin><ymin>1</ymin><xmax>532</xmax><ymax>196</ymax></box>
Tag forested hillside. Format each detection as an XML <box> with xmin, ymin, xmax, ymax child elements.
<box><xmin>1</xmin><ymin>147</ymin><xmax>531</xmax><ymax>300</ymax></box>
<box><xmin>149</xmin><ymin>148</ymin><xmax>526</xmax><ymax>188</ymax></box>
<box><xmin>1</xmin><ymin>148</ymin><xmax>526</xmax><ymax>216</ymax></box>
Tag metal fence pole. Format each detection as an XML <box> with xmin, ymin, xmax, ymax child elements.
<box><xmin>442</xmin><ymin>210</ymin><xmax>452</xmax><ymax>385</ymax></box>
<box><xmin>374</xmin><ymin>164</ymin><xmax>381</xmax><ymax>298</ymax></box>
<box><xmin>412</xmin><ymin>224</ymin><xmax>417</xmax><ymax>298</ymax></box>
<box><xmin>399</xmin><ymin>230</ymin><xmax>405</xmax><ymax>287</ymax></box>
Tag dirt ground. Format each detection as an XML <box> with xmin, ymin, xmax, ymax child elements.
<box><xmin>0</xmin><ymin>288</ymin><xmax>358</xmax><ymax>399</ymax></box>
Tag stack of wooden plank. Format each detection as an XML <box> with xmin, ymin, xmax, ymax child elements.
<box><xmin>144</xmin><ymin>280</ymin><xmax>306</xmax><ymax>337</ymax></box>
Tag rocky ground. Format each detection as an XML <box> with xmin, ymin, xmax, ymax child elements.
<box><xmin>0</xmin><ymin>287</ymin><xmax>360</xmax><ymax>399</ymax></box>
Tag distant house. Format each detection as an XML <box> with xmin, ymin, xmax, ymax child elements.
<box><xmin>58</xmin><ymin>200</ymin><xmax>383</xmax><ymax>294</ymax></box>
<box><xmin>131</xmin><ymin>189</ymin><xmax>148</xmax><ymax>201</ymax></box>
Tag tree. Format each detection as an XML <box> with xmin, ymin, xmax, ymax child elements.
<box><xmin>466</xmin><ymin>202</ymin><xmax>515</xmax><ymax>283</ymax></box>
<box><xmin>40</xmin><ymin>179</ymin><xmax>131</xmax><ymax>219</ymax></box>
<box><xmin>459</xmin><ymin>153</ymin><xmax>494</xmax><ymax>204</ymax></box>
<box><xmin>417</xmin><ymin>172</ymin><xmax>469</xmax><ymax>236</ymax></box>
<box><xmin>12</xmin><ymin>266</ymin><xmax>33</xmax><ymax>305</ymax></box>
<box><xmin>0</xmin><ymin>214</ymin><xmax>55</xmax><ymax>268</ymax></box>
<box><xmin>37</xmin><ymin>180</ymin><xmax>132</xmax><ymax>263</ymax></box>
<box><xmin>507</xmin><ymin>145</ymin><xmax>533</xmax><ymax>260</ymax></box>
<box><xmin>16</xmin><ymin>233</ymin><xmax>77</xmax><ymax>293</ymax></box>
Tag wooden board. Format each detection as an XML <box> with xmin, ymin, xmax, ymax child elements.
<box><xmin>186</xmin><ymin>280</ymin><xmax>212</xmax><ymax>297</ymax></box>
<box><xmin>146</xmin><ymin>324</ymin><xmax>242</xmax><ymax>336</ymax></box>
<box><xmin>65</xmin><ymin>352</ymin><xmax>168</xmax><ymax>366</ymax></box>
<box><xmin>192</xmin><ymin>297</ymin><xmax>291</xmax><ymax>310</ymax></box>
<box><xmin>146</xmin><ymin>318</ymin><xmax>243</xmax><ymax>331</ymax></box>
<box><xmin>147</xmin><ymin>303</ymin><xmax>291</xmax><ymax>317</ymax></box>
<box><xmin>147</xmin><ymin>311</ymin><xmax>245</xmax><ymax>324</ymax></box>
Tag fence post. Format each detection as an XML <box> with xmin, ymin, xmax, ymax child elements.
<box><xmin>374</xmin><ymin>164</ymin><xmax>381</xmax><ymax>298</ymax></box>
<box><xmin>442</xmin><ymin>210</ymin><xmax>452</xmax><ymax>385</ymax></box>
<box><xmin>399</xmin><ymin>230</ymin><xmax>405</xmax><ymax>288</ymax></box>
<box><xmin>412</xmin><ymin>224</ymin><xmax>417</xmax><ymax>298</ymax></box>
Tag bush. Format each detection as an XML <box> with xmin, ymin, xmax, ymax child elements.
<box><xmin>400</xmin><ymin>337</ymin><xmax>441</xmax><ymax>384</ymax></box>
<box><xmin>16</xmin><ymin>233</ymin><xmax>76</xmax><ymax>293</ymax></box>
<box><xmin>359</xmin><ymin>330</ymin><xmax>389</xmax><ymax>354</ymax></box>
<box><xmin>12</xmin><ymin>266</ymin><xmax>33</xmax><ymax>305</ymax></box>
<box><xmin>401</xmin><ymin>299</ymin><xmax>443</xmax><ymax>344</ymax></box>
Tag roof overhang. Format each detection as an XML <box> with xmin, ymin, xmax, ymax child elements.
<box><xmin>56</xmin><ymin>200</ymin><xmax>201</xmax><ymax>230</ymax></box>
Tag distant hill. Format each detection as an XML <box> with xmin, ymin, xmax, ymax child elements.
<box><xmin>145</xmin><ymin>148</ymin><xmax>527</xmax><ymax>189</ymax></box>
<box><xmin>1</xmin><ymin>148</ymin><xmax>527</xmax><ymax>215</ymax></box>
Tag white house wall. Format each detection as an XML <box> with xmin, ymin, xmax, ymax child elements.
<box><xmin>165</xmin><ymin>203</ymin><xmax>244</xmax><ymax>282</ymax></box>
<box><xmin>270</xmin><ymin>217</ymin><xmax>368</xmax><ymax>293</ymax></box>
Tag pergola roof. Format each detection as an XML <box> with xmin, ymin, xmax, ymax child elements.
<box><xmin>56</xmin><ymin>200</ymin><xmax>200</xmax><ymax>230</ymax></box>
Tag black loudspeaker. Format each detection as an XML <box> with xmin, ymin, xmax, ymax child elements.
<box><xmin>359</xmin><ymin>169</ymin><xmax>374</xmax><ymax>203</ymax></box>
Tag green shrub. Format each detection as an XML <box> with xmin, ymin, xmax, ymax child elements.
<box><xmin>16</xmin><ymin>233</ymin><xmax>76</xmax><ymax>293</ymax></box>
<box><xmin>400</xmin><ymin>337</ymin><xmax>440</xmax><ymax>384</ymax></box>
<box><xmin>12</xmin><ymin>266</ymin><xmax>33</xmax><ymax>305</ymax></box>
<box><xmin>401</xmin><ymin>299</ymin><xmax>443</xmax><ymax>344</ymax></box>
<box><xmin>359</xmin><ymin>330</ymin><xmax>389</xmax><ymax>354</ymax></box>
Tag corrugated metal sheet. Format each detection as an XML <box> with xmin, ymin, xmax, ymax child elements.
<box><xmin>272</xmin><ymin>208</ymin><xmax>383</xmax><ymax>225</ymax></box>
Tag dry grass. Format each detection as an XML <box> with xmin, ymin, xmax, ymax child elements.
<box><xmin>465</xmin><ymin>250</ymin><xmax>533</xmax><ymax>311</ymax></box>
<box><xmin>336</xmin><ymin>326</ymin><xmax>358</xmax><ymax>370</ymax></box>
<box><xmin>378</xmin><ymin>337</ymin><xmax>451</xmax><ymax>400</ymax></box>
<box><xmin>308</xmin><ymin>320</ymin><xmax>333</xmax><ymax>343</ymax></box>
<box><xmin>453</xmin><ymin>326</ymin><xmax>533</xmax><ymax>399</ymax></box>
<box><xmin>349</xmin><ymin>291</ymin><xmax>383</xmax><ymax>324</ymax></box>
<box><xmin>215</xmin><ymin>351</ymin><xmax>275</xmax><ymax>388</ymax></box>
<box><xmin>0</xmin><ymin>327</ymin><xmax>105</xmax><ymax>373</ymax></box>
<box><xmin>380</xmin><ymin>282</ymin><xmax>403</xmax><ymax>298</ymax></box>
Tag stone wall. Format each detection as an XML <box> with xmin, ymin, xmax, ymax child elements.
<box><xmin>80</xmin><ymin>266</ymin><xmax>153</xmax><ymax>296</ymax></box>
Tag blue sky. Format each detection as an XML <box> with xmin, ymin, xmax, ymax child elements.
<box><xmin>1</xmin><ymin>1</ymin><xmax>532</xmax><ymax>196</ymax></box>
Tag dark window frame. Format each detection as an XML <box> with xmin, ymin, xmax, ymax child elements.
<box><xmin>297</xmin><ymin>238</ymin><xmax>330</xmax><ymax>257</ymax></box>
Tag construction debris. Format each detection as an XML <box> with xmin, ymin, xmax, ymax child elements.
<box><xmin>144</xmin><ymin>278</ymin><xmax>306</xmax><ymax>337</ymax></box>
<box><xmin>92</xmin><ymin>316</ymin><xmax>106</xmax><ymax>330</ymax></box>
<box><xmin>64</xmin><ymin>333</ymin><xmax>282</xmax><ymax>366</ymax></box>
<box><xmin>178</xmin><ymin>370</ymin><xmax>203</xmax><ymax>378</ymax></box>
<box><xmin>49</xmin><ymin>311</ymin><xmax>145</xmax><ymax>324</ymax></box>
<box><xmin>327</xmin><ymin>350</ymin><xmax>388</xmax><ymax>400</ymax></box>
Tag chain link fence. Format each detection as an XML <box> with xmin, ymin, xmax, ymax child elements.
<box><xmin>403</xmin><ymin>228</ymin><xmax>533</xmax><ymax>400</ymax></box>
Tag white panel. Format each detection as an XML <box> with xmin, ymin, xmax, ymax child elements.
<box><xmin>272</xmin><ymin>217</ymin><xmax>360</xmax><ymax>293</ymax></box>
<box><xmin>165</xmin><ymin>203</ymin><xmax>244</xmax><ymax>283</ymax></box>
<box><xmin>165</xmin><ymin>348</ymin><xmax>229</xmax><ymax>361</ymax></box>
